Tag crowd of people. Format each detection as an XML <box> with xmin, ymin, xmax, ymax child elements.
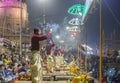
<box><xmin>0</xmin><ymin>28</ymin><xmax>66</xmax><ymax>83</ymax></box>
<box><xmin>88</xmin><ymin>55</ymin><xmax>120</xmax><ymax>83</ymax></box>
<box><xmin>0</xmin><ymin>45</ymin><xmax>65</xmax><ymax>82</ymax></box>
<box><xmin>0</xmin><ymin>53</ymin><xmax>31</xmax><ymax>82</ymax></box>
<box><xmin>0</xmin><ymin>28</ymin><xmax>120</xmax><ymax>83</ymax></box>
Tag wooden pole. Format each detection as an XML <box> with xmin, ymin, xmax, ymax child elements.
<box><xmin>85</xmin><ymin>26</ymin><xmax>88</xmax><ymax>72</ymax></box>
<box><xmin>99</xmin><ymin>0</ymin><xmax>103</xmax><ymax>83</ymax></box>
<box><xmin>20</xmin><ymin>0</ymin><xmax>22</xmax><ymax>55</ymax></box>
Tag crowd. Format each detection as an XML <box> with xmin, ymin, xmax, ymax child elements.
<box><xmin>1</xmin><ymin>46</ymin><xmax>120</xmax><ymax>83</ymax></box>
<box><xmin>1</xmin><ymin>27</ymin><xmax>120</xmax><ymax>83</ymax></box>
<box><xmin>0</xmin><ymin>52</ymin><xmax>31</xmax><ymax>82</ymax></box>
<box><xmin>0</xmin><ymin>42</ymin><xmax>66</xmax><ymax>82</ymax></box>
<box><xmin>88</xmin><ymin>55</ymin><xmax>120</xmax><ymax>83</ymax></box>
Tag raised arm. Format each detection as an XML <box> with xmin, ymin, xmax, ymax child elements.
<box><xmin>51</xmin><ymin>39</ymin><xmax>55</xmax><ymax>46</ymax></box>
<box><xmin>38</xmin><ymin>32</ymin><xmax>51</xmax><ymax>41</ymax></box>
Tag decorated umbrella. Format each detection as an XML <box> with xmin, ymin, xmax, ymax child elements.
<box><xmin>68</xmin><ymin>4</ymin><xmax>85</xmax><ymax>16</ymax></box>
<box><xmin>68</xmin><ymin>18</ymin><xmax>81</xmax><ymax>26</ymax></box>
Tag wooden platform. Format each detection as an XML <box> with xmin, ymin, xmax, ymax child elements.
<box><xmin>43</xmin><ymin>75</ymin><xmax>73</xmax><ymax>81</ymax></box>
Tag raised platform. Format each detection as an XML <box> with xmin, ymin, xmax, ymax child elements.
<box><xmin>43</xmin><ymin>75</ymin><xmax>73</xmax><ymax>81</ymax></box>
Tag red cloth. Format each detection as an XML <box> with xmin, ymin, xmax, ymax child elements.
<box><xmin>46</xmin><ymin>43</ymin><xmax>55</xmax><ymax>54</ymax></box>
<box><xmin>54</xmin><ymin>48</ymin><xmax>63</xmax><ymax>56</ymax></box>
<box><xmin>31</xmin><ymin>32</ymin><xmax>50</xmax><ymax>51</ymax></box>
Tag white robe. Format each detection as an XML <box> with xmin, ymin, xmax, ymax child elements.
<box><xmin>46</xmin><ymin>55</ymin><xmax>54</xmax><ymax>73</ymax></box>
<box><xmin>30</xmin><ymin>51</ymin><xmax>42</xmax><ymax>83</ymax></box>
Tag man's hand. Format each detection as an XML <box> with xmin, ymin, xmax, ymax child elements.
<box><xmin>50</xmin><ymin>29</ymin><xmax>52</xmax><ymax>33</ymax></box>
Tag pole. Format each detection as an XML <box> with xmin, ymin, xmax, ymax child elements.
<box><xmin>99</xmin><ymin>0</ymin><xmax>103</xmax><ymax>83</ymax></box>
<box><xmin>78</xmin><ymin>14</ymin><xmax>82</xmax><ymax>69</ymax></box>
<box><xmin>79</xmin><ymin>36</ymin><xmax>82</xmax><ymax>69</ymax></box>
<box><xmin>85</xmin><ymin>26</ymin><xmax>88</xmax><ymax>72</ymax></box>
<box><xmin>77</xmin><ymin>43</ymin><xmax>80</xmax><ymax>67</ymax></box>
<box><xmin>43</xmin><ymin>3</ymin><xmax>46</xmax><ymax>34</ymax></box>
<box><xmin>43</xmin><ymin>8</ymin><xmax>46</xmax><ymax>28</ymax></box>
<box><xmin>20</xmin><ymin>0</ymin><xmax>22</xmax><ymax>55</ymax></box>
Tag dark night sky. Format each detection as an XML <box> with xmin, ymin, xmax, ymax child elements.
<box><xmin>26</xmin><ymin>0</ymin><xmax>120</xmax><ymax>49</ymax></box>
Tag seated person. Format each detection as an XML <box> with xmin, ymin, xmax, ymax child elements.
<box><xmin>19</xmin><ymin>63</ymin><xmax>27</xmax><ymax>73</ymax></box>
<box><xmin>0</xmin><ymin>65</ymin><xmax>4</xmax><ymax>80</ymax></box>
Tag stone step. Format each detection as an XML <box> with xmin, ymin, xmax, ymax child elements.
<box><xmin>15</xmin><ymin>81</ymin><xmax>31</xmax><ymax>83</ymax></box>
<box><xmin>0</xmin><ymin>81</ymin><xmax>32</xmax><ymax>83</ymax></box>
<box><xmin>43</xmin><ymin>81</ymin><xmax>68</xmax><ymax>83</ymax></box>
<box><xmin>3</xmin><ymin>81</ymin><xmax>68</xmax><ymax>83</ymax></box>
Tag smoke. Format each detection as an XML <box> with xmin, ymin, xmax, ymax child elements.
<box><xmin>38</xmin><ymin>17</ymin><xmax>79</xmax><ymax>49</ymax></box>
<box><xmin>39</xmin><ymin>22</ymin><xmax>59</xmax><ymax>33</ymax></box>
<box><xmin>46</xmin><ymin>23</ymin><xmax>59</xmax><ymax>33</ymax></box>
